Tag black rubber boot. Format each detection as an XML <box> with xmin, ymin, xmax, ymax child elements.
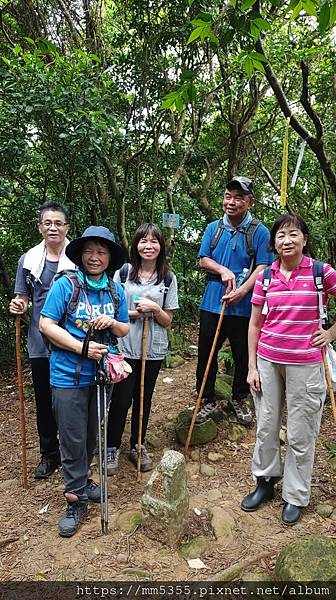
<box><xmin>282</xmin><ymin>502</ymin><xmax>302</xmax><ymax>526</ymax></box>
<box><xmin>241</xmin><ymin>477</ymin><xmax>275</xmax><ymax>512</ymax></box>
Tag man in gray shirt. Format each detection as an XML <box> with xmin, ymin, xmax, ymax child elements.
<box><xmin>9</xmin><ymin>201</ymin><xmax>75</xmax><ymax>478</ymax></box>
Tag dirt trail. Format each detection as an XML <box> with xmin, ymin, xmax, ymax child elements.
<box><xmin>0</xmin><ymin>354</ymin><xmax>335</xmax><ymax>582</ymax></box>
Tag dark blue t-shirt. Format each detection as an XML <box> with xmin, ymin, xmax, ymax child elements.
<box><xmin>41</xmin><ymin>276</ymin><xmax>129</xmax><ymax>388</ymax></box>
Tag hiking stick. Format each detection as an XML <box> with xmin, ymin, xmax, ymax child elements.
<box><xmin>322</xmin><ymin>348</ymin><xmax>336</xmax><ymax>428</ymax></box>
<box><xmin>97</xmin><ymin>361</ymin><xmax>108</xmax><ymax>534</ymax></box>
<box><xmin>184</xmin><ymin>300</ymin><xmax>227</xmax><ymax>456</ymax></box>
<box><xmin>15</xmin><ymin>316</ymin><xmax>28</xmax><ymax>489</ymax></box>
<box><xmin>137</xmin><ymin>316</ymin><xmax>148</xmax><ymax>481</ymax></box>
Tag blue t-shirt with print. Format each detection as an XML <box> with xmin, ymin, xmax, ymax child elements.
<box><xmin>198</xmin><ymin>214</ymin><xmax>273</xmax><ymax>317</ymax></box>
<box><xmin>41</xmin><ymin>276</ymin><xmax>129</xmax><ymax>388</ymax></box>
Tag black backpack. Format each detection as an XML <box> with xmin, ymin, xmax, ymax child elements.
<box><xmin>118</xmin><ymin>263</ymin><xmax>173</xmax><ymax>309</ymax></box>
<box><xmin>53</xmin><ymin>269</ymin><xmax>119</xmax><ymax>327</ymax></box>
<box><xmin>262</xmin><ymin>259</ymin><xmax>324</xmax><ymax>293</ymax></box>
<box><xmin>262</xmin><ymin>259</ymin><xmax>329</xmax><ymax>326</ymax></box>
<box><xmin>207</xmin><ymin>217</ymin><xmax>261</xmax><ymax>283</ymax></box>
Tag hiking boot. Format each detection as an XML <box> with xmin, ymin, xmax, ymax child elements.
<box><xmin>106</xmin><ymin>447</ymin><xmax>120</xmax><ymax>476</ymax></box>
<box><xmin>58</xmin><ymin>500</ymin><xmax>88</xmax><ymax>537</ymax></box>
<box><xmin>282</xmin><ymin>502</ymin><xmax>302</xmax><ymax>526</ymax></box>
<box><xmin>241</xmin><ymin>477</ymin><xmax>275</xmax><ymax>512</ymax></box>
<box><xmin>34</xmin><ymin>455</ymin><xmax>60</xmax><ymax>479</ymax></box>
<box><xmin>84</xmin><ymin>479</ymin><xmax>101</xmax><ymax>503</ymax></box>
<box><xmin>129</xmin><ymin>445</ymin><xmax>153</xmax><ymax>472</ymax></box>
<box><xmin>228</xmin><ymin>397</ymin><xmax>253</xmax><ymax>427</ymax></box>
<box><xmin>195</xmin><ymin>401</ymin><xmax>222</xmax><ymax>424</ymax></box>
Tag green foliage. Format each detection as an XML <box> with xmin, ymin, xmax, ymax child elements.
<box><xmin>1</xmin><ymin>0</ymin><xmax>336</xmax><ymax>366</ymax></box>
<box><xmin>187</xmin><ymin>13</ymin><xmax>219</xmax><ymax>46</ymax></box>
<box><xmin>218</xmin><ymin>347</ymin><xmax>234</xmax><ymax>368</ymax></box>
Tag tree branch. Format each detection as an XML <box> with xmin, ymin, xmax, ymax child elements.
<box><xmin>255</xmin><ymin>39</ymin><xmax>336</xmax><ymax>195</ymax></box>
<box><xmin>0</xmin><ymin>8</ymin><xmax>15</xmax><ymax>47</ymax></box>
<box><xmin>300</xmin><ymin>61</ymin><xmax>323</xmax><ymax>140</ymax></box>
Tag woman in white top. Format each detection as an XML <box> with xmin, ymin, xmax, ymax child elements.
<box><xmin>106</xmin><ymin>223</ymin><xmax>179</xmax><ymax>473</ymax></box>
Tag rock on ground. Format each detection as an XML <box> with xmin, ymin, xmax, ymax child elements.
<box><xmin>209</xmin><ymin>506</ymin><xmax>235</xmax><ymax>546</ymax></box>
<box><xmin>274</xmin><ymin>535</ymin><xmax>336</xmax><ymax>581</ymax></box>
<box><xmin>175</xmin><ymin>408</ymin><xmax>217</xmax><ymax>446</ymax></box>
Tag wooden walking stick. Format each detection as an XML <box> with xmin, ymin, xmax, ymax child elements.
<box><xmin>184</xmin><ymin>300</ymin><xmax>227</xmax><ymax>456</ymax></box>
<box><xmin>15</xmin><ymin>316</ymin><xmax>28</xmax><ymax>489</ymax></box>
<box><xmin>322</xmin><ymin>348</ymin><xmax>336</xmax><ymax>428</ymax></box>
<box><xmin>137</xmin><ymin>316</ymin><xmax>149</xmax><ymax>481</ymax></box>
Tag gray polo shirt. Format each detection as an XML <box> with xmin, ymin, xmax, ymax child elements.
<box><xmin>114</xmin><ymin>268</ymin><xmax>179</xmax><ymax>360</ymax></box>
<box><xmin>14</xmin><ymin>254</ymin><xmax>58</xmax><ymax>358</ymax></box>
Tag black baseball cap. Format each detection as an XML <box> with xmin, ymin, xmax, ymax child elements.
<box><xmin>226</xmin><ymin>176</ymin><xmax>254</xmax><ymax>196</ymax></box>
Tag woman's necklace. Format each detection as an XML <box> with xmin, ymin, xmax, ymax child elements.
<box><xmin>139</xmin><ymin>268</ymin><xmax>157</xmax><ymax>283</ymax></box>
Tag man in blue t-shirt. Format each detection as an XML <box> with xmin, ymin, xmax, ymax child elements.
<box><xmin>195</xmin><ymin>176</ymin><xmax>273</xmax><ymax>426</ymax></box>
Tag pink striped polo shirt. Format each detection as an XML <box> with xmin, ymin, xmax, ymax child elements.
<box><xmin>251</xmin><ymin>256</ymin><xmax>336</xmax><ymax>364</ymax></box>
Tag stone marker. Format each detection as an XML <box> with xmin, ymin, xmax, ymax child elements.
<box><xmin>142</xmin><ymin>450</ymin><xmax>189</xmax><ymax>547</ymax></box>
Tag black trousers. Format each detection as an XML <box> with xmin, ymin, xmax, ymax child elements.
<box><xmin>196</xmin><ymin>310</ymin><xmax>250</xmax><ymax>402</ymax></box>
<box><xmin>52</xmin><ymin>385</ymin><xmax>97</xmax><ymax>499</ymax></box>
<box><xmin>30</xmin><ymin>357</ymin><xmax>59</xmax><ymax>458</ymax></box>
<box><xmin>107</xmin><ymin>358</ymin><xmax>162</xmax><ymax>449</ymax></box>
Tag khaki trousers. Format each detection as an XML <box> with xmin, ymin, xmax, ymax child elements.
<box><xmin>252</xmin><ymin>357</ymin><xmax>326</xmax><ymax>506</ymax></box>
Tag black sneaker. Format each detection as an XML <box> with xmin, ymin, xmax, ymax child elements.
<box><xmin>228</xmin><ymin>397</ymin><xmax>252</xmax><ymax>427</ymax></box>
<box><xmin>58</xmin><ymin>501</ymin><xmax>88</xmax><ymax>537</ymax></box>
<box><xmin>195</xmin><ymin>401</ymin><xmax>222</xmax><ymax>424</ymax></box>
<box><xmin>34</xmin><ymin>455</ymin><xmax>60</xmax><ymax>479</ymax></box>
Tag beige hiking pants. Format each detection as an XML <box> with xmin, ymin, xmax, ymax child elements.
<box><xmin>252</xmin><ymin>357</ymin><xmax>326</xmax><ymax>507</ymax></box>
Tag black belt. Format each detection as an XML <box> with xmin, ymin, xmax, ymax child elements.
<box><xmin>206</xmin><ymin>273</ymin><xmax>222</xmax><ymax>282</ymax></box>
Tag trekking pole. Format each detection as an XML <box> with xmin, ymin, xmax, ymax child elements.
<box><xmin>322</xmin><ymin>348</ymin><xmax>336</xmax><ymax>428</ymax></box>
<box><xmin>97</xmin><ymin>360</ymin><xmax>108</xmax><ymax>534</ymax></box>
<box><xmin>184</xmin><ymin>300</ymin><xmax>227</xmax><ymax>456</ymax></box>
<box><xmin>137</xmin><ymin>316</ymin><xmax>149</xmax><ymax>481</ymax></box>
<box><xmin>15</xmin><ymin>316</ymin><xmax>28</xmax><ymax>489</ymax></box>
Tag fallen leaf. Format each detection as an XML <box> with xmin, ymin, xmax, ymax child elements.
<box><xmin>38</xmin><ymin>503</ymin><xmax>49</xmax><ymax>515</ymax></box>
<box><xmin>187</xmin><ymin>558</ymin><xmax>208</xmax><ymax>569</ymax></box>
<box><xmin>35</xmin><ymin>573</ymin><xmax>48</xmax><ymax>581</ymax></box>
<box><xmin>93</xmin><ymin>547</ymin><xmax>100</xmax><ymax>555</ymax></box>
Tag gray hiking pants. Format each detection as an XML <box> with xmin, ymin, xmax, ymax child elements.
<box><xmin>52</xmin><ymin>386</ymin><xmax>98</xmax><ymax>500</ymax></box>
<box><xmin>252</xmin><ymin>357</ymin><xmax>326</xmax><ymax>507</ymax></box>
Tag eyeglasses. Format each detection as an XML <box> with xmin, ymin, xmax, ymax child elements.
<box><xmin>40</xmin><ymin>221</ymin><xmax>68</xmax><ymax>229</ymax></box>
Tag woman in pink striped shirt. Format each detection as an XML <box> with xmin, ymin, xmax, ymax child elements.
<box><xmin>241</xmin><ymin>213</ymin><xmax>336</xmax><ymax>525</ymax></box>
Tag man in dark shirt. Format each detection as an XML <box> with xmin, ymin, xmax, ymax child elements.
<box><xmin>9</xmin><ymin>201</ymin><xmax>74</xmax><ymax>478</ymax></box>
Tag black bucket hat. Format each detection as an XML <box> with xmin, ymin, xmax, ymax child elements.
<box><xmin>65</xmin><ymin>226</ymin><xmax>124</xmax><ymax>270</ymax></box>
<box><xmin>226</xmin><ymin>176</ymin><xmax>254</xmax><ymax>196</ymax></box>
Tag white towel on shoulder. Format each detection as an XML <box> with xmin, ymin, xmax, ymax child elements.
<box><xmin>22</xmin><ymin>238</ymin><xmax>75</xmax><ymax>282</ymax></box>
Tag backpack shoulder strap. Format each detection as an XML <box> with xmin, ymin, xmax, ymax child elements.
<box><xmin>245</xmin><ymin>218</ymin><xmax>261</xmax><ymax>258</ymax></box>
<box><xmin>56</xmin><ymin>270</ymin><xmax>84</xmax><ymax>325</ymax></box>
<box><xmin>119</xmin><ymin>263</ymin><xmax>129</xmax><ymax>285</ymax></box>
<box><xmin>239</xmin><ymin>218</ymin><xmax>261</xmax><ymax>282</ymax></box>
<box><xmin>162</xmin><ymin>271</ymin><xmax>173</xmax><ymax>309</ymax></box>
<box><xmin>106</xmin><ymin>276</ymin><xmax>120</xmax><ymax>315</ymax></box>
<box><xmin>312</xmin><ymin>259</ymin><xmax>324</xmax><ymax>291</ymax></box>
<box><xmin>262</xmin><ymin>266</ymin><xmax>272</xmax><ymax>292</ymax></box>
<box><xmin>312</xmin><ymin>259</ymin><xmax>327</xmax><ymax>324</ymax></box>
<box><xmin>210</xmin><ymin>219</ymin><xmax>224</xmax><ymax>251</ymax></box>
